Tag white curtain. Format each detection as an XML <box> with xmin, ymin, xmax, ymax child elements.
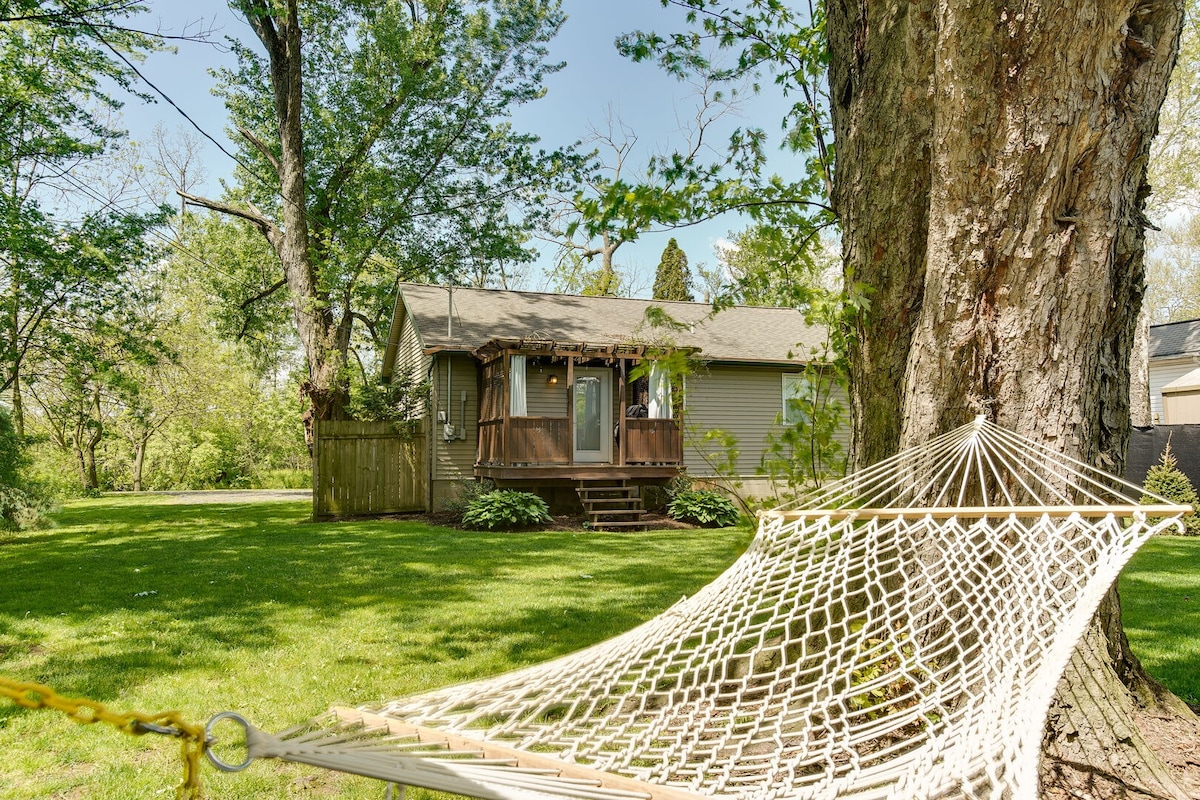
<box><xmin>510</xmin><ymin>355</ymin><xmax>528</xmax><ymax>416</ymax></box>
<box><xmin>648</xmin><ymin>362</ymin><xmax>672</xmax><ymax>419</ymax></box>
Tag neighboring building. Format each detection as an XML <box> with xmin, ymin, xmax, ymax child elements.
<box><xmin>1148</xmin><ymin>319</ymin><xmax>1200</xmax><ymax>424</ymax></box>
<box><xmin>378</xmin><ymin>283</ymin><xmax>844</xmax><ymax>514</ymax></box>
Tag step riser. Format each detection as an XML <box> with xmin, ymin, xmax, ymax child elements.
<box><xmin>577</xmin><ymin>481</ymin><xmax>646</xmax><ymax>530</ymax></box>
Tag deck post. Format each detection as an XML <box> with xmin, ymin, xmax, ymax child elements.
<box><xmin>566</xmin><ymin>355</ymin><xmax>575</xmax><ymax>466</ymax></box>
<box><xmin>502</xmin><ymin>350</ymin><xmax>511</xmax><ymax>465</ymax></box>
<box><xmin>617</xmin><ymin>360</ymin><xmax>627</xmax><ymax>466</ymax></box>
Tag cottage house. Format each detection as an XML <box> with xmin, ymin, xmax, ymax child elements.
<box><xmin>378</xmin><ymin>283</ymin><xmax>844</xmax><ymax>520</ymax></box>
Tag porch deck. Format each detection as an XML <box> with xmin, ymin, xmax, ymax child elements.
<box><xmin>476</xmin><ymin>416</ymin><xmax>683</xmax><ymax>480</ymax></box>
<box><xmin>474</xmin><ymin>463</ymin><xmax>681</xmax><ymax>482</ymax></box>
<box><xmin>473</xmin><ymin>338</ymin><xmax>685</xmax><ymax>483</ymax></box>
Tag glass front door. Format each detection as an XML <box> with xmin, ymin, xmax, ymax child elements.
<box><xmin>573</xmin><ymin>368</ymin><xmax>612</xmax><ymax>463</ymax></box>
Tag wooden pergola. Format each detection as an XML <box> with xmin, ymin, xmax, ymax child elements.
<box><xmin>471</xmin><ymin>337</ymin><xmax>689</xmax><ymax>481</ymax></box>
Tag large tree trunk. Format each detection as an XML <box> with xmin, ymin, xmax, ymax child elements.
<box><xmin>827</xmin><ymin>0</ymin><xmax>935</xmax><ymax>468</ymax></box>
<box><xmin>132</xmin><ymin>435</ymin><xmax>147</xmax><ymax>493</ymax></box>
<box><xmin>829</xmin><ymin>0</ymin><xmax>1196</xmax><ymax>795</ymax></box>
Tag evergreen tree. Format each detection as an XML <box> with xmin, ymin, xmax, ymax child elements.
<box><xmin>652</xmin><ymin>238</ymin><xmax>694</xmax><ymax>301</ymax></box>
<box><xmin>1141</xmin><ymin>440</ymin><xmax>1200</xmax><ymax>535</ymax></box>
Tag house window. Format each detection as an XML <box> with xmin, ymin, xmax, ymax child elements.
<box><xmin>783</xmin><ymin>373</ymin><xmax>812</xmax><ymax>424</ymax></box>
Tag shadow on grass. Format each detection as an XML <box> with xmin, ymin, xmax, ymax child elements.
<box><xmin>0</xmin><ymin>497</ymin><xmax>752</xmax><ymax>710</ymax></box>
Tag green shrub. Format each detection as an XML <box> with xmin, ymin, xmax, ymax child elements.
<box><xmin>0</xmin><ymin>485</ymin><xmax>52</xmax><ymax>532</ymax></box>
<box><xmin>461</xmin><ymin>489</ymin><xmax>551</xmax><ymax>530</ymax></box>
<box><xmin>257</xmin><ymin>469</ymin><xmax>313</xmax><ymax>489</ymax></box>
<box><xmin>668</xmin><ymin>489</ymin><xmax>739</xmax><ymax>528</ymax></box>
<box><xmin>0</xmin><ymin>409</ymin><xmax>52</xmax><ymax>531</ymax></box>
<box><xmin>1141</xmin><ymin>441</ymin><xmax>1200</xmax><ymax>535</ymax></box>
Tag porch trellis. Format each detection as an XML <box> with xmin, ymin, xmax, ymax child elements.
<box><xmin>212</xmin><ymin>417</ymin><xmax>1188</xmax><ymax>800</ymax></box>
<box><xmin>474</xmin><ymin>338</ymin><xmax>686</xmax><ymax>471</ymax></box>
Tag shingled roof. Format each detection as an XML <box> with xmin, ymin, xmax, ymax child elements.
<box><xmin>1149</xmin><ymin>318</ymin><xmax>1200</xmax><ymax>359</ymax></box>
<box><xmin>388</xmin><ymin>283</ymin><xmax>826</xmax><ymax>366</ymax></box>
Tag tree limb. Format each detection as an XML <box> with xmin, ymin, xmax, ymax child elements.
<box><xmin>316</xmin><ymin>93</ymin><xmax>405</xmax><ymax>223</ymax></box>
<box><xmin>177</xmin><ymin>190</ymin><xmax>283</xmax><ymax>252</ymax></box>
<box><xmin>351</xmin><ymin>310</ymin><xmax>377</xmax><ymax>344</ymax></box>
<box><xmin>236</xmin><ymin>125</ymin><xmax>281</xmax><ymax>174</ymax></box>
<box><xmin>239</xmin><ymin>277</ymin><xmax>287</xmax><ymax>310</ymax></box>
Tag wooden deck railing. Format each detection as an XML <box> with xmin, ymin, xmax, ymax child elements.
<box><xmin>479</xmin><ymin>417</ymin><xmax>570</xmax><ymax>466</ymax></box>
<box><xmin>625</xmin><ymin>418</ymin><xmax>683</xmax><ymax>464</ymax></box>
<box><xmin>478</xmin><ymin>416</ymin><xmax>682</xmax><ymax>467</ymax></box>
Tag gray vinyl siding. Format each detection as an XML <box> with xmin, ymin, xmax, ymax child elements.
<box><xmin>430</xmin><ymin>354</ymin><xmax>479</xmax><ymax>481</ymax></box>
<box><xmin>393</xmin><ymin>310</ymin><xmax>431</xmax><ymax>417</ymax></box>
<box><xmin>526</xmin><ymin>364</ymin><xmax>570</xmax><ymax>417</ymax></box>
<box><xmin>683</xmin><ymin>364</ymin><xmax>849</xmax><ymax>478</ymax></box>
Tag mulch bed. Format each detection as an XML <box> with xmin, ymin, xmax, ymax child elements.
<box><xmin>369</xmin><ymin>511</ymin><xmax>701</xmax><ymax>532</ymax></box>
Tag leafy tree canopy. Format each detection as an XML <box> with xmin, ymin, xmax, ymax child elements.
<box><xmin>576</xmin><ymin>1</ymin><xmax>834</xmax><ymax>253</ymax></box>
<box><xmin>211</xmin><ymin>0</ymin><xmax>574</xmax><ymax>340</ymax></box>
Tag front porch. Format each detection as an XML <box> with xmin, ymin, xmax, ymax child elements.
<box><xmin>472</xmin><ymin>338</ymin><xmax>685</xmax><ymax>483</ymax></box>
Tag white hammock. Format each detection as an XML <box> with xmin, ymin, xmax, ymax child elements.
<box><xmin>211</xmin><ymin>418</ymin><xmax>1188</xmax><ymax>800</ymax></box>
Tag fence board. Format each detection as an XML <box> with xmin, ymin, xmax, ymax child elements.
<box><xmin>313</xmin><ymin>420</ymin><xmax>427</xmax><ymax>518</ymax></box>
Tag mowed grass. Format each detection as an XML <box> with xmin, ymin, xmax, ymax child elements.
<box><xmin>1119</xmin><ymin>535</ymin><xmax>1200</xmax><ymax>708</ymax></box>
<box><xmin>0</xmin><ymin>496</ymin><xmax>753</xmax><ymax>800</ymax></box>
<box><xmin>0</xmin><ymin>499</ymin><xmax>1194</xmax><ymax>799</ymax></box>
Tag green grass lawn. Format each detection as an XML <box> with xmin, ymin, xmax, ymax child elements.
<box><xmin>0</xmin><ymin>496</ymin><xmax>752</xmax><ymax>799</ymax></box>
<box><xmin>0</xmin><ymin>498</ymin><xmax>1194</xmax><ymax>799</ymax></box>
<box><xmin>1119</xmin><ymin>535</ymin><xmax>1200</xmax><ymax>709</ymax></box>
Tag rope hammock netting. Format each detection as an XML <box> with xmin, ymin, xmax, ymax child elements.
<box><xmin>6</xmin><ymin>418</ymin><xmax>1190</xmax><ymax>800</ymax></box>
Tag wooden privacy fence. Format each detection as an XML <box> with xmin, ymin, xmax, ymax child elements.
<box><xmin>313</xmin><ymin>420</ymin><xmax>427</xmax><ymax>518</ymax></box>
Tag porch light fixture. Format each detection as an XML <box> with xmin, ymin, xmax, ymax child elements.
<box><xmin>547</xmin><ymin>374</ymin><xmax>559</xmax><ymax>385</ymax></box>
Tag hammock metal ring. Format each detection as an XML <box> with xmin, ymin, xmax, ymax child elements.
<box><xmin>204</xmin><ymin>711</ymin><xmax>254</xmax><ymax>772</ymax></box>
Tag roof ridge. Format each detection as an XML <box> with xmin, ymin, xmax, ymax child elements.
<box><xmin>396</xmin><ymin>281</ymin><xmax>799</xmax><ymax>312</ymax></box>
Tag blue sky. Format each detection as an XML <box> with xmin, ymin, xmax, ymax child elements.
<box><xmin>119</xmin><ymin>1</ymin><xmax>799</xmax><ymax>297</ymax></box>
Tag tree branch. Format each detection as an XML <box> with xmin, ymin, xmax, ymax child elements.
<box><xmin>239</xmin><ymin>277</ymin><xmax>287</xmax><ymax>310</ymax></box>
<box><xmin>236</xmin><ymin>125</ymin><xmax>281</xmax><ymax>174</ymax></box>
<box><xmin>177</xmin><ymin>190</ymin><xmax>283</xmax><ymax>251</ymax></box>
<box><xmin>318</xmin><ymin>94</ymin><xmax>404</xmax><ymax>220</ymax></box>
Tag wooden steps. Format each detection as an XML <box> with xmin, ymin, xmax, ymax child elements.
<box><xmin>577</xmin><ymin>481</ymin><xmax>646</xmax><ymax>530</ymax></box>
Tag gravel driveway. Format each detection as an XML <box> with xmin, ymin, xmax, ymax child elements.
<box><xmin>149</xmin><ymin>489</ymin><xmax>312</xmax><ymax>504</ymax></box>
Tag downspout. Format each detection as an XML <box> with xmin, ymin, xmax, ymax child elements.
<box><xmin>445</xmin><ymin>358</ymin><xmax>453</xmax><ymax>441</ymax></box>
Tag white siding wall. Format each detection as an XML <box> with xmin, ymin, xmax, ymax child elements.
<box><xmin>1149</xmin><ymin>358</ymin><xmax>1197</xmax><ymax>422</ymax></box>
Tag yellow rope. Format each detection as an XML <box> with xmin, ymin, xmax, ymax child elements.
<box><xmin>0</xmin><ymin>676</ymin><xmax>206</xmax><ymax>799</ymax></box>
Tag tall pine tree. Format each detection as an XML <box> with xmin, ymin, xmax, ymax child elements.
<box><xmin>652</xmin><ymin>238</ymin><xmax>693</xmax><ymax>301</ymax></box>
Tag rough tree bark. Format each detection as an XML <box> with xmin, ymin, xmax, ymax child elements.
<box><xmin>829</xmin><ymin>0</ymin><xmax>1197</xmax><ymax>796</ymax></box>
<box><xmin>827</xmin><ymin>0</ymin><xmax>935</xmax><ymax>469</ymax></box>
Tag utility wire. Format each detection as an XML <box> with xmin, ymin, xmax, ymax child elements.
<box><xmin>79</xmin><ymin>15</ymin><xmax>280</xmax><ymax>196</ymax></box>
